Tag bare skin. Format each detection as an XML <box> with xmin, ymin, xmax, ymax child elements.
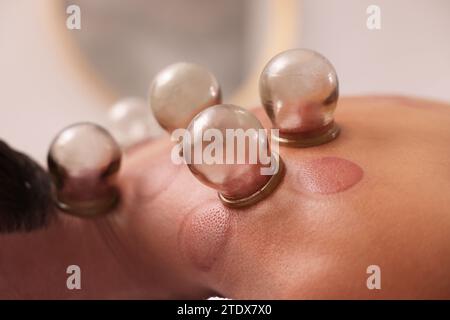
<box><xmin>1</xmin><ymin>95</ymin><xmax>450</xmax><ymax>299</ymax></box>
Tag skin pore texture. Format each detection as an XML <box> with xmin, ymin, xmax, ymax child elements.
<box><xmin>1</xmin><ymin>96</ymin><xmax>450</xmax><ymax>299</ymax></box>
<box><xmin>179</xmin><ymin>201</ymin><xmax>234</xmax><ymax>271</ymax></box>
<box><xmin>294</xmin><ymin>156</ymin><xmax>364</xmax><ymax>194</ymax></box>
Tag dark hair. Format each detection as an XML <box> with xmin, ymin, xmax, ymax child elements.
<box><xmin>0</xmin><ymin>140</ymin><xmax>55</xmax><ymax>233</ymax></box>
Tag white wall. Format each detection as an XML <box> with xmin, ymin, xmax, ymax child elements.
<box><xmin>299</xmin><ymin>0</ymin><xmax>450</xmax><ymax>101</ymax></box>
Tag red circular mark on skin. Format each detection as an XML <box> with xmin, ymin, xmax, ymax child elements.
<box><xmin>180</xmin><ymin>204</ymin><xmax>233</xmax><ymax>271</ymax></box>
<box><xmin>296</xmin><ymin>157</ymin><xmax>363</xmax><ymax>194</ymax></box>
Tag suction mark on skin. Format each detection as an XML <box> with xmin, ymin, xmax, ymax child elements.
<box><xmin>179</xmin><ymin>203</ymin><xmax>233</xmax><ymax>271</ymax></box>
<box><xmin>295</xmin><ymin>156</ymin><xmax>363</xmax><ymax>194</ymax></box>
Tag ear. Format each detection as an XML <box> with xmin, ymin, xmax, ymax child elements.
<box><xmin>0</xmin><ymin>140</ymin><xmax>55</xmax><ymax>233</ymax></box>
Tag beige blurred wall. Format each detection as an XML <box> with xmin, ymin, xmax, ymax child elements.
<box><xmin>0</xmin><ymin>1</ymin><xmax>111</xmax><ymax>165</ymax></box>
<box><xmin>299</xmin><ymin>0</ymin><xmax>450</xmax><ymax>101</ymax></box>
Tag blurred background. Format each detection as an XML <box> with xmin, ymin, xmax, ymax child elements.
<box><xmin>1</xmin><ymin>0</ymin><xmax>449</xmax><ymax>164</ymax></box>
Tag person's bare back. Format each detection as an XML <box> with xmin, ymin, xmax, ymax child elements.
<box><xmin>1</xmin><ymin>96</ymin><xmax>450</xmax><ymax>299</ymax></box>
